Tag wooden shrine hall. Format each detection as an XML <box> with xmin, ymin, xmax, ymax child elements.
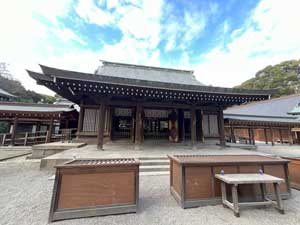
<box><xmin>27</xmin><ymin>61</ymin><xmax>270</xmax><ymax>149</ymax></box>
<box><xmin>0</xmin><ymin>102</ymin><xmax>78</xmax><ymax>146</ymax></box>
<box><xmin>224</xmin><ymin>94</ymin><xmax>300</xmax><ymax>145</ymax></box>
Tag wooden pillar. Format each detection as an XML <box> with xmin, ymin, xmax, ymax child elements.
<box><xmin>46</xmin><ymin>118</ymin><xmax>54</xmax><ymax>143</ymax></box>
<box><xmin>196</xmin><ymin>109</ymin><xmax>204</xmax><ymax>143</ymax></box>
<box><xmin>264</xmin><ymin>128</ymin><xmax>268</xmax><ymax>144</ymax></box>
<box><xmin>230</xmin><ymin>124</ymin><xmax>236</xmax><ymax>143</ymax></box>
<box><xmin>10</xmin><ymin>117</ymin><xmax>18</xmax><ymax>146</ymax></box>
<box><xmin>218</xmin><ymin>109</ymin><xmax>226</xmax><ymax>147</ymax></box>
<box><xmin>270</xmin><ymin>126</ymin><xmax>274</xmax><ymax>146</ymax></box>
<box><xmin>106</xmin><ymin>107</ymin><xmax>113</xmax><ymax>142</ymax></box>
<box><xmin>191</xmin><ymin>107</ymin><xmax>197</xmax><ymax>149</ymax></box>
<box><xmin>178</xmin><ymin>109</ymin><xmax>184</xmax><ymax>142</ymax></box>
<box><xmin>134</xmin><ymin>104</ymin><xmax>143</xmax><ymax>150</ymax></box>
<box><xmin>131</xmin><ymin>108</ymin><xmax>136</xmax><ymax>143</ymax></box>
<box><xmin>251</xmin><ymin>128</ymin><xmax>255</xmax><ymax>145</ymax></box>
<box><xmin>65</xmin><ymin>120</ymin><xmax>69</xmax><ymax>129</ymax></box>
<box><xmin>248</xmin><ymin>128</ymin><xmax>252</xmax><ymax>145</ymax></box>
<box><xmin>77</xmin><ymin>102</ymin><xmax>85</xmax><ymax>136</ymax></box>
<box><xmin>97</xmin><ymin>103</ymin><xmax>106</xmax><ymax>150</ymax></box>
<box><xmin>288</xmin><ymin>128</ymin><xmax>293</xmax><ymax>145</ymax></box>
<box><xmin>279</xmin><ymin>129</ymin><xmax>283</xmax><ymax>144</ymax></box>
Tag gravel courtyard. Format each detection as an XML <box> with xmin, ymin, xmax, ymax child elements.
<box><xmin>1</xmin><ymin>160</ymin><xmax>300</xmax><ymax>225</ymax></box>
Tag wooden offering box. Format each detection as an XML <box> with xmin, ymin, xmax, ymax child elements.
<box><xmin>283</xmin><ymin>157</ymin><xmax>300</xmax><ymax>190</ymax></box>
<box><xmin>49</xmin><ymin>158</ymin><xmax>139</xmax><ymax>222</ymax></box>
<box><xmin>168</xmin><ymin>155</ymin><xmax>291</xmax><ymax>209</ymax></box>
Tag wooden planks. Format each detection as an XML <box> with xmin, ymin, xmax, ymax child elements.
<box><xmin>49</xmin><ymin>159</ymin><xmax>139</xmax><ymax>222</ymax></box>
<box><xmin>169</xmin><ymin>154</ymin><xmax>291</xmax><ymax>209</ymax></box>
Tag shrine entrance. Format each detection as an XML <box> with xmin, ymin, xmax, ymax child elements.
<box><xmin>144</xmin><ymin>109</ymin><xmax>169</xmax><ymax>140</ymax></box>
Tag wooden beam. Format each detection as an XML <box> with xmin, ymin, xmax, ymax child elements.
<box><xmin>251</xmin><ymin>128</ymin><xmax>255</xmax><ymax>145</ymax></box>
<box><xmin>46</xmin><ymin>118</ymin><xmax>54</xmax><ymax>143</ymax></box>
<box><xmin>77</xmin><ymin>101</ymin><xmax>85</xmax><ymax>135</ymax></box>
<box><xmin>10</xmin><ymin>117</ymin><xmax>18</xmax><ymax>146</ymax></box>
<box><xmin>218</xmin><ymin>109</ymin><xmax>226</xmax><ymax>147</ymax></box>
<box><xmin>97</xmin><ymin>103</ymin><xmax>106</xmax><ymax>150</ymax></box>
<box><xmin>134</xmin><ymin>104</ymin><xmax>143</xmax><ymax>149</ymax></box>
<box><xmin>279</xmin><ymin>129</ymin><xmax>283</xmax><ymax>144</ymax></box>
<box><xmin>270</xmin><ymin>126</ymin><xmax>274</xmax><ymax>146</ymax></box>
<box><xmin>264</xmin><ymin>128</ymin><xmax>268</xmax><ymax>144</ymax></box>
<box><xmin>191</xmin><ymin>107</ymin><xmax>197</xmax><ymax>149</ymax></box>
<box><xmin>230</xmin><ymin>124</ymin><xmax>236</xmax><ymax>143</ymax></box>
<box><xmin>288</xmin><ymin>127</ymin><xmax>293</xmax><ymax>145</ymax></box>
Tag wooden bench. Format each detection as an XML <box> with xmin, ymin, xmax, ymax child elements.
<box><xmin>215</xmin><ymin>173</ymin><xmax>284</xmax><ymax>217</ymax></box>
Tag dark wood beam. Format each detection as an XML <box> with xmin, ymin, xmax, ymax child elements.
<box><xmin>97</xmin><ymin>103</ymin><xmax>106</xmax><ymax>150</ymax></box>
<box><xmin>218</xmin><ymin>109</ymin><xmax>226</xmax><ymax>147</ymax></box>
<box><xmin>191</xmin><ymin>107</ymin><xmax>197</xmax><ymax>149</ymax></box>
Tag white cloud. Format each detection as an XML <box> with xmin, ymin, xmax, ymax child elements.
<box><xmin>51</xmin><ymin>28</ymin><xmax>87</xmax><ymax>46</ymax></box>
<box><xmin>75</xmin><ymin>0</ymin><xmax>115</xmax><ymax>26</ymax></box>
<box><xmin>194</xmin><ymin>0</ymin><xmax>300</xmax><ymax>87</ymax></box>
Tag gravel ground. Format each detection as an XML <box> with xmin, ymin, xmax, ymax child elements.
<box><xmin>1</xmin><ymin>160</ymin><xmax>300</xmax><ymax>225</ymax></box>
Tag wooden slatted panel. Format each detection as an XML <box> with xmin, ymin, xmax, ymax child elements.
<box><xmin>172</xmin><ymin>161</ymin><xmax>182</xmax><ymax>197</ymax></box>
<box><xmin>264</xmin><ymin>164</ymin><xmax>287</xmax><ymax>193</ymax></box>
<box><xmin>185</xmin><ymin>166</ymin><xmax>212</xmax><ymax>199</ymax></box>
<box><xmin>288</xmin><ymin>159</ymin><xmax>300</xmax><ymax>189</ymax></box>
<box><xmin>82</xmin><ymin>108</ymin><xmax>98</xmax><ymax>132</ymax></box>
<box><xmin>57</xmin><ymin>171</ymin><xmax>135</xmax><ymax>209</ymax></box>
<box><xmin>202</xmin><ymin>114</ymin><xmax>209</xmax><ymax>136</ymax></box>
<box><xmin>209</xmin><ymin>115</ymin><xmax>219</xmax><ymax>137</ymax></box>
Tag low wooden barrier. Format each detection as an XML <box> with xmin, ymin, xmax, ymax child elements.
<box><xmin>282</xmin><ymin>157</ymin><xmax>300</xmax><ymax>190</ymax></box>
<box><xmin>49</xmin><ymin>158</ymin><xmax>140</xmax><ymax>222</ymax></box>
<box><xmin>168</xmin><ymin>154</ymin><xmax>291</xmax><ymax>209</ymax></box>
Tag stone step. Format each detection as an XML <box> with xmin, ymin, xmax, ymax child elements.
<box><xmin>139</xmin><ymin>159</ymin><xmax>169</xmax><ymax>166</ymax></box>
<box><xmin>140</xmin><ymin>171</ymin><xmax>169</xmax><ymax>176</ymax></box>
<box><xmin>140</xmin><ymin>165</ymin><xmax>170</xmax><ymax>172</ymax></box>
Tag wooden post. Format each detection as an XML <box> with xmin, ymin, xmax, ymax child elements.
<box><xmin>131</xmin><ymin>107</ymin><xmax>135</xmax><ymax>143</ymax></box>
<box><xmin>2</xmin><ymin>134</ymin><xmax>6</xmax><ymax>146</ymax></box>
<box><xmin>270</xmin><ymin>126</ymin><xmax>274</xmax><ymax>146</ymax></box>
<box><xmin>24</xmin><ymin>132</ymin><xmax>28</xmax><ymax>146</ymax></box>
<box><xmin>178</xmin><ymin>109</ymin><xmax>184</xmax><ymax>142</ymax></box>
<box><xmin>190</xmin><ymin>107</ymin><xmax>197</xmax><ymax>149</ymax></box>
<box><xmin>218</xmin><ymin>109</ymin><xmax>226</xmax><ymax>147</ymax></box>
<box><xmin>65</xmin><ymin>120</ymin><xmax>69</xmax><ymax>129</ymax></box>
<box><xmin>279</xmin><ymin>129</ymin><xmax>283</xmax><ymax>144</ymax></box>
<box><xmin>248</xmin><ymin>128</ymin><xmax>252</xmax><ymax>145</ymax></box>
<box><xmin>134</xmin><ymin>104</ymin><xmax>143</xmax><ymax>150</ymax></box>
<box><xmin>196</xmin><ymin>109</ymin><xmax>204</xmax><ymax>143</ymax></box>
<box><xmin>10</xmin><ymin>117</ymin><xmax>18</xmax><ymax>146</ymax></box>
<box><xmin>97</xmin><ymin>103</ymin><xmax>106</xmax><ymax>150</ymax></box>
<box><xmin>251</xmin><ymin>128</ymin><xmax>255</xmax><ymax>145</ymax></box>
<box><xmin>46</xmin><ymin>118</ymin><xmax>54</xmax><ymax>143</ymax></box>
<box><xmin>77</xmin><ymin>102</ymin><xmax>85</xmax><ymax>137</ymax></box>
<box><xmin>288</xmin><ymin>128</ymin><xmax>293</xmax><ymax>145</ymax></box>
<box><xmin>264</xmin><ymin>128</ymin><xmax>268</xmax><ymax>144</ymax></box>
<box><xmin>230</xmin><ymin>124</ymin><xmax>236</xmax><ymax>143</ymax></box>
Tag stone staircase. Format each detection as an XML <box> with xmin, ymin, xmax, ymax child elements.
<box><xmin>139</xmin><ymin>157</ymin><xmax>170</xmax><ymax>176</ymax></box>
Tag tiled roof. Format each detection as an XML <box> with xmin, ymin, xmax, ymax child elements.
<box><xmin>0</xmin><ymin>88</ymin><xmax>15</xmax><ymax>98</ymax></box>
<box><xmin>224</xmin><ymin>94</ymin><xmax>300</xmax><ymax>124</ymax></box>
<box><xmin>95</xmin><ymin>60</ymin><xmax>204</xmax><ymax>86</ymax></box>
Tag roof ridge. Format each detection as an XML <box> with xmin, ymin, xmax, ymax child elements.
<box><xmin>99</xmin><ymin>60</ymin><xmax>194</xmax><ymax>74</ymax></box>
<box><xmin>0</xmin><ymin>101</ymin><xmax>72</xmax><ymax>108</ymax></box>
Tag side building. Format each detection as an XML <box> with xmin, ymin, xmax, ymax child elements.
<box><xmin>0</xmin><ymin>88</ymin><xmax>15</xmax><ymax>102</ymax></box>
<box><xmin>27</xmin><ymin>61</ymin><xmax>270</xmax><ymax>149</ymax></box>
<box><xmin>0</xmin><ymin>102</ymin><xmax>78</xmax><ymax>146</ymax></box>
<box><xmin>224</xmin><ymin>94</ymin><xmax>300</xmax><ymax>145</ymax></box>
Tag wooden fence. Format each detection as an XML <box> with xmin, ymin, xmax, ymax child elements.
<box><xmin>0</xmin><ymin>129</ymin><xmax>77</xmax><ymax>146</ymax></box>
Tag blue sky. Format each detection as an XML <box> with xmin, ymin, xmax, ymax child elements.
<box><xmin>1</xmin><ymin>0</ymin><xmax>300</xmax><ymax>95</ymax></box>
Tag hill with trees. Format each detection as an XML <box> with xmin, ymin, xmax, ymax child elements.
<box><xmin>0</xmin><ymin>62</ymin><xmax>56</xmax><ymax>103</ymax></box>
<box><xmin>236</xmin><ymin>60</ymin><xmax>300</xmax><ymax>97</ymax></box>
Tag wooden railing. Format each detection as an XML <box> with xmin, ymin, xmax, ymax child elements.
<box><xmin>0</xmin><ymin>128</ymin><xmax>77</xmax><ymax>146</ymax></box>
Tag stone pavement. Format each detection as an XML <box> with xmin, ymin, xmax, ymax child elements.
<box><xmin>0</xmin><ymin>148</ymin><xmax>32</xmax><ymax>161</ymax></box>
